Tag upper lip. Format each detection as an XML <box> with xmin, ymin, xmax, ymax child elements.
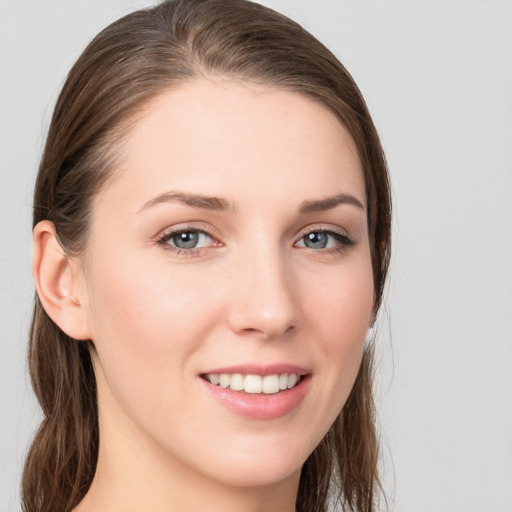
<box><xmin>200</xmin><ymin>363</ymin><xmax>311</xmax><ymax>377</ymax></box>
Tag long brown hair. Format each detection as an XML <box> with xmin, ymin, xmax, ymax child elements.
<box><xmin>23</xmin><ymin>1</ymin><xmax>392</xmax><ymax>511</ymax></box>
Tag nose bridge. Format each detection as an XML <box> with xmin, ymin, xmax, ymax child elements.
<box><xmin>228</xmin><ymin>233</ymin><xmax>298</xmax><ymax>339</ymax></box>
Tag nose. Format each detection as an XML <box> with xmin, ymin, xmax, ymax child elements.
<box><xmin>227</xmin><ymin>246</ymin><xmax>300</xmax><ymax>340</ymax></box>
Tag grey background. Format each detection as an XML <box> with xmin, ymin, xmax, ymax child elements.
<box><xmin>1</xmin><ymin>1</ymin><xmax>511</xmax><ymax>511</ymax></box>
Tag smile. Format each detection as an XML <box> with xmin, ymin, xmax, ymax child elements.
<box><xmin>203</xmin><ymin>373</ymin><xmax>301</xmax><ymax>394</ymax></box>
<box><xmin>199</xmin><ymin>366</ymin><xmax>311</xmax><ymax>420</ymax></box>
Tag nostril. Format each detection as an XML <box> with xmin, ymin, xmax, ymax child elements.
<box><xmin>238</xmin><ymin>323</ymin><xmax>295</xmax><ymax>341</ymax></box>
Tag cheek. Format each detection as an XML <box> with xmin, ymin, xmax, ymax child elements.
<box><xmin>302</xmin><ymin>257</ymin><xmax>374</xmax><ymax>411</ymax></box>
<box><xmin>86</xmin><ymin>250</ymin><xmax>220</xmax><ymax>344</ymax></box>
<box><xmin>83</xmin><ymin>252</ymin><xmax>223</xmax><ymax>406</ymax></box>
<box><xmin>308</xmin><ymin>260</ymin><xmax>374</xmax><ymax>348</ymax></box>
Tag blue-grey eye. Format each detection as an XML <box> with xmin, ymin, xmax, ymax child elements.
<box><xmin>166</xmin><ymin>230</ymin><xmax>212</xmax><ymax>249</ymax></box>
<box><xmin>303</xmin><ymin>232</ymin><xmax>329</xmax><ymax>249</ymax></box>
<box><xmin>296</xmin><ymin>230</ymin><xmax>352</xmax><ymax>250</ymax></box>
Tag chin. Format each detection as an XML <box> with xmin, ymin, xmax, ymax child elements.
<box><xmin>204</xmin><ymin>455</ymin><xmax>304</xmax><ymax>489</ymax></box>
<box><xmin>181</xmin><ymin>429</ymin><xmax>316</xmax><ymax>489</ymax></box>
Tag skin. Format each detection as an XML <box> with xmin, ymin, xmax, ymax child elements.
<box><xmin>35</xmin><ymin>79</ymin><xmax>374</xmax><ymax>512</ymax></box>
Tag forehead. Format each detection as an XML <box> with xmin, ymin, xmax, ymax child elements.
<box><xmin>101</xmin><ymin>79</ymin><xmax>365</xmax><ymax>210</ymax></box>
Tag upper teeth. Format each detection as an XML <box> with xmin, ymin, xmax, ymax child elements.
<box><xmin>206</xmin><ymin>373</ymin><xmax>299</xmax><ymax>394</ymax></box>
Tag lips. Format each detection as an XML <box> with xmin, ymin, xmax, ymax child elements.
<box><xmin>199</xmin><ymin>364</ymin><xmax>311</xmax><ymax>419</ymax></box>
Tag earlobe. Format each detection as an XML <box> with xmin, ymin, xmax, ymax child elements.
<box><xmin>32</xmin><ymin>220</ymin><xmax>91</xmax><ymax>340</ymax></box>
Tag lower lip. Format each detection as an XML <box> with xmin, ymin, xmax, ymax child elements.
<box><xmin>200</xmin><ymin>376</ymin><xmax>311</xmax><ymax>420</ymax></box>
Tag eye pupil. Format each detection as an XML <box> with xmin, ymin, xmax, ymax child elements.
<box><xmin>304</xmin><ymin>232</ymin><xmax>328</xmax><ymax>249</ymax></box>
<box><xmin>173</xmin><ymin>231</ymin><xmax>199</xmax><ymax>249</ymax></box>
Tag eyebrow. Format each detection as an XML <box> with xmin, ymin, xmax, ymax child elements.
<box><xmin>138</xmin><ymin>190</ymin><xmax>365</xmax><ymax>215</ymax></box>
<box><xmin>138</xmin><ymin>191</ymin><xmax>235</xmax><ymax>213</ymax></box>
<box><xmin>299</xmin><ymin>193</ymin><xmax>365</xmax><ymax>214</ymax></box>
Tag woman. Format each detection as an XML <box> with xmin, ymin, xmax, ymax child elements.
<box><xmin>23</xmin><ymin>0</ymin><xmax>391</xmax><ymax>511</ymax></box>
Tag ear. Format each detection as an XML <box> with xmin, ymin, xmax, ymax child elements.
<box><xmin>32</xmin><ymin>220</ymin><xmax>91</xmax><ymax>340</ymax></box>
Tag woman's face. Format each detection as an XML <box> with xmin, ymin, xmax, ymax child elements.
<box><xmin>78</xmin><ymin>79</ymin><xmax>374</xmax><ymax>489</ymax></box>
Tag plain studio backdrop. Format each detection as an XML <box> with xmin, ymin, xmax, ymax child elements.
<box><xmin>1</xmin><ymin>1</ymin><xmax>511</xmax><ymax>511</ymax></box>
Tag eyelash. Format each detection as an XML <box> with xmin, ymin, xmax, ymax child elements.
<box><xmin>156</xmin><ymin>226</ymin><xmax>355</xmax><ymax>257</ymax></box>
<box><xmin>297</xmin><ymin>228</ymin><xmax>355</xmax><ymax>255</ymax></box>
<box><xmin>156</xmin><ymin>226</ymin><xmax>219</xmax><ymax>257</ymax></box>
